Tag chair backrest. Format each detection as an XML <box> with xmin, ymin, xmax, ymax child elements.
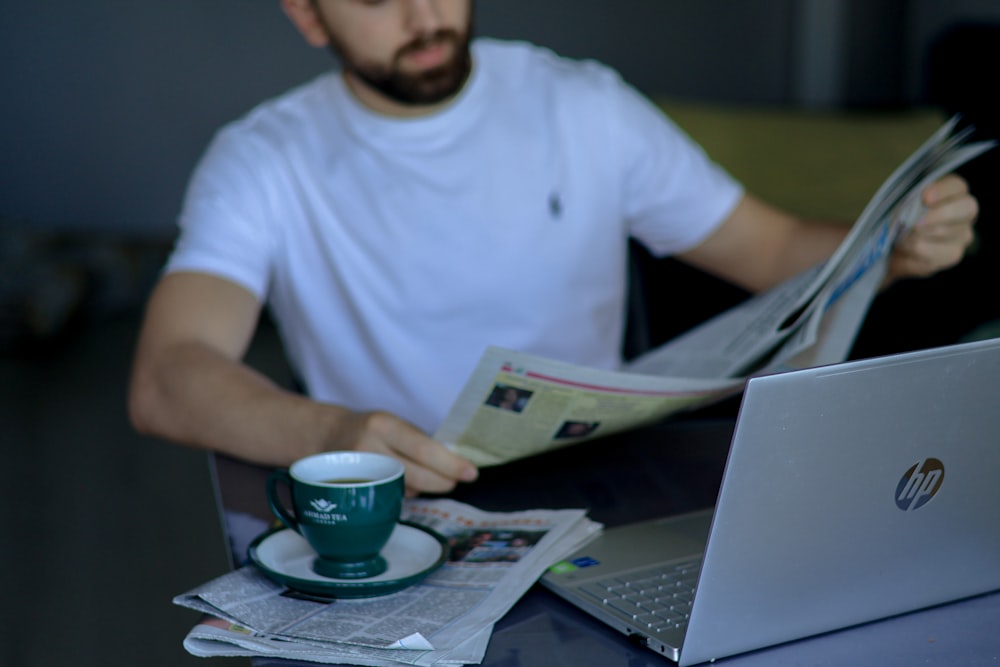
<box><xmin>207</xmin><ymin>451</ymin><xmax>281</xmax><ymax>568</ymax></box>
<box><xmin>623</xmin><ymin>238</ymin><xmax>751</xmax><ymax>362</ymax></box>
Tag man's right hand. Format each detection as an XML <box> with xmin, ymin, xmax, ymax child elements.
<box><xmin>129</xmin><ymin>272</ymin><xmax>478</xmax><ymax>497</ymax></box>
<box><xmin>327</xmin><ymin>410</ymin><xmax>479</xmax><ymax>496</ymax></box>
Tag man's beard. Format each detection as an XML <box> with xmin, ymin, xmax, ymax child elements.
<box><xmin>329</xmin><ymin>28</ymin><xmax>473</xmax><ymax>107</ymax></box>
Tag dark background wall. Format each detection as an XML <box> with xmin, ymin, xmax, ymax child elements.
<box><xmin>3</xmin><ymin>0</ymin><xmax>999</xmax><ymax>240</ymax></box>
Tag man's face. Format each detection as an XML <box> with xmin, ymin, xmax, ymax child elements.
<box><xmin>311</xmin><ymin>0</ymin><xmax>473</xmax><ymax>110</ymax></box>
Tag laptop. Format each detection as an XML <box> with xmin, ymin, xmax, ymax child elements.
<box><xmin>541</xmin><ymin>336</ymin><xmax>1000</xmax><ymax>665</ymax></box>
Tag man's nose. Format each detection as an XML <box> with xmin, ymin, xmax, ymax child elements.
<box><xmin>405</xmin><ymin>0</ymin><xmax>444</xmax><ymax>36</ymax></box>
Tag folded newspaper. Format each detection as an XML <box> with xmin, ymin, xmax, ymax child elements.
<box><xmin>175</xmin><ymin>498</ymin><xmax>601</xmax><ymax>666</ymax></box>
<box><xmin>435</xmin><ymin>116</ymin><xmax>995</xmax><ymax>467</ymax></box>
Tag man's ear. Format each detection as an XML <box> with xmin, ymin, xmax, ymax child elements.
<box><xmin>281</xmin><ymin>0</ymin><xmax>331</xmax><ymax>48</ymax></box>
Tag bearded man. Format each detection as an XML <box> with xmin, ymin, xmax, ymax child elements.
<box><xmin>129</xmin><ymin>0</ymin><xmax>981</xmax><ymax>497</ymax></box>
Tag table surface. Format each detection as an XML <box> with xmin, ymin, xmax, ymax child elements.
<box><xmin>217</xmin><ymin>416</ymin><xmax>1000</xmax><ymax>666</ymax></box>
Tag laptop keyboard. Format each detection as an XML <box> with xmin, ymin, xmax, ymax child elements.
<box><xmin>579</xmin><ymin>557</ymin><xmax>702</xmax><ymax>632</ymax></box>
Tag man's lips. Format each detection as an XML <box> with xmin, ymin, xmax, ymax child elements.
<box><xmin>399</xmin><ymin>38</ymin><xmax>452</xmax><ymax>70</ymax></box>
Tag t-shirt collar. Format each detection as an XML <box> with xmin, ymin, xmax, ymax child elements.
<box><xmin>330</xmin><ymin>43</ymin><xmax>486</xmax><ymax>149</ymax></box>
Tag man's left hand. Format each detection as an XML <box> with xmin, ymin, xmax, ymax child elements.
<box><xmin>888</xmin><ymin>174</ymin><xmax>979</xmax><ymax>280</ymax></box>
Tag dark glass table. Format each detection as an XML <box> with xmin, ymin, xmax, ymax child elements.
<box><xmin>214</xmin><ymin>416</ymin><xmax>1000</xmax><ymax>666</ymax></box>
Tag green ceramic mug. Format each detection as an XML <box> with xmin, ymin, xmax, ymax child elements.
<box><xmin>266</xmin><ymin>451</ymin><xmax>405</xmax><ymax>579</ymax></box>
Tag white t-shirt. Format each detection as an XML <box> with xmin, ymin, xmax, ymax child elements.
<box><xmin>166</xmin><ymin>39</ymin><xmax>743</xmax><ymax>433</ymax></box>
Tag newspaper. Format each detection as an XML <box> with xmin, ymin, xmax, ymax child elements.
<box><xmin>174</xmin><ymin>498</ymin><xmax>602</xmax><ymax>665</ymax></box>
<box><xmin>435</xmin><ymin>116</ymin><xmax>994</xmax><ymax>467</ymax></box>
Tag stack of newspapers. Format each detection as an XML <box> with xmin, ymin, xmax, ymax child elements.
<box><xmin>175</xmin><ymin>498</ymin><xmax>601</xmax><ymax>665</ymax></box>
<box><xmin>433</xmin><ymin>116</ymin><xmax>995</xmax><ymax>468</ymax></box>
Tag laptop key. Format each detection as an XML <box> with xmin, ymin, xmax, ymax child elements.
<box><xmin>608</xmin><ymin>598</ymin><xmax>645</xmax><ymax>619</ymax></box>
<box><xmin>644</xmin><ymin>602</ymin><xmax>670</xmax><ymax>615</ymax></box>
<box><xmin>636</xmin><ymin>613</ymin><xmax>662</xmax><ymax>628</ymax></box>
<box><xmin>579</xmin><ymin>583</ymin><xmax>612</xmax><ymax>603</ymax></box>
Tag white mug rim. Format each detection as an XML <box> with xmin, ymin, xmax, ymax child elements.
<box><xmin>289</xmin><ymin>451</ymin><xmax>404</xmax><ymax>487</ymax></box>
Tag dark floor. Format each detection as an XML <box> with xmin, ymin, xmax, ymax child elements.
<box><xmin>0</xmin><ymin>306</ymin><xmax>276</xmax><ymax>667</ymax></box>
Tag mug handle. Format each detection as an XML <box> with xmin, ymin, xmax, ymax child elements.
<box><xmin>266</xmin><ymin>469</ymin><xmax>300</xmax><ymax>532</ymax></box>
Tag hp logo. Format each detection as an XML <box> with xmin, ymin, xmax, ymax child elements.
<box><xmin>895</xmin><ymin>458</ymin><xmax>945</xmax><ymax>511</ymax></box>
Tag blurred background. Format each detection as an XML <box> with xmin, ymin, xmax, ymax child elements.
<box><xmin>3</xmin><ymin>1</ymin><xmax>999</xmax><ymax>666</ymax></box>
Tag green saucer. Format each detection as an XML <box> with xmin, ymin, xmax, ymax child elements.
<box><xmin>248</xmin><ymin>521</ymin><xmax>449</xmax><ymax>599</ymax></box>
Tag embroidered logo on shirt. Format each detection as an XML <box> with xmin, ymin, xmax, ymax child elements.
<box><xmin>548</xmin><ymin>192</ymin><xmax>563</xmax><ymax>219</ymax></box>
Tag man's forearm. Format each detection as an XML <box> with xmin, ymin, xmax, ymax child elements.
<box><xmin>128</xmin><ymin>341</ymin><xmax>342</xmax><ymax>468</ymax></box>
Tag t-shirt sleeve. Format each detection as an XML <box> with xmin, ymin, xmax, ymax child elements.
<box><xmin>164</xmin><ymin>127</ymin><xmax>275</xmax><ymax>301</ymax></box>
<box><xmin>608</xmin><ymin>76</ymin><xmax>744</xmax><ymax>256</ymax></box>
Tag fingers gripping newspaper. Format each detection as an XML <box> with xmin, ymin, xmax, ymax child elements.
<box><xmin>435</xmin><ymin>116</ymin><xmax>994</xmax><ymax>467</ymax></box>
<box><xmin>175</xmin><ymin>499</ymin><xmax>601</xmax><ymax>666</ymax></box>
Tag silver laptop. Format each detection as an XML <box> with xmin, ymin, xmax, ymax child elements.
<box><xmin>541</xmin><ymin>336</ymin><xmax>1000</xmax><ymax>665</ymax></box>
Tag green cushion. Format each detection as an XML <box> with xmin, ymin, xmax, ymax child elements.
<box><xmin>655</xmin><ymin>100</ymin><xmax>945</xmax><ymax>222</ymax></box>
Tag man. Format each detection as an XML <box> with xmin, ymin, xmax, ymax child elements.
<box><xmin>128</xmin><ymin>0</ymin><xmax>980</xmax><ymax>497</ymax></box>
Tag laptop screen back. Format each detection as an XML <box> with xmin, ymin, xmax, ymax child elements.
<box><xmin>681</xmin><ymin>337</ymin><xmax>1000</xmax><ymax>665</ymax></box>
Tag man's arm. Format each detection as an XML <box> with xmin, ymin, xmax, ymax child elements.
<box><xmin>127</xmin><ymin>272</ymin><xmax>477</xmax><ymax>495</ymax></box>
<box><xmin>679</xmin><ymin>175</ymin><xmax>978</xmax><ymax>293</ymax></box>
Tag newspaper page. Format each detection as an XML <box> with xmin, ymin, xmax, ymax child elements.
<box><xmin>627</xmin><ymin>115</ymin><xmax>994</xmax><ymax>379</ymax></box>
<box><xmin>435</xmin><ymin>347</ymin><xmax>743</xmax><ymax>467</ymax></box>
<box><xmin>174</xmin><ymin>499</ymin><xmax>602</xmax><ymax>666</ymax></box>
<box><xmin>435</xmin><ymin>116</ymin><xmax>994</xmax><ymax>467</ymax></box>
